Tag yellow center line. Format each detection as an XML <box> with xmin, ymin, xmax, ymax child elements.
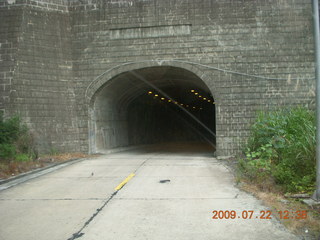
<box><xmin>114</xmin><ymin>173</ymin><xmax>135</xmax><ymax>191</ymax></box>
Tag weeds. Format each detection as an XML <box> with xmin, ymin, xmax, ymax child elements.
<box><xmin>239</xmin><ymin>107</ymin><xmax>316</xmax><ymax>193</ymax></box>
<box><xmin>0</xmin><ymin>113</ymin><xmax>35</xmax><ymax>162</ymax></box>
<box><xmin>0</xmin><ymin>113</ymin><xmax>92</xmax><ymax>179</ymax></box>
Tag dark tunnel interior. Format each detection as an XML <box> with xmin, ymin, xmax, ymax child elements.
<box><xmin>128</xmin><ymin>86</ymin><xmax>216</xmax><ymax>145</ymax></box>
<box><xmin>90</xmin><ymin>66</ymin><xmax>216</xmax><ymax>153</ymax></box>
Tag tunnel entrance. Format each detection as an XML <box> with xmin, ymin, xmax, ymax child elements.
<box><xmin>89</xmin><ymin>66</ymin><xmax>216</xmax><ymax>154</ymax></box>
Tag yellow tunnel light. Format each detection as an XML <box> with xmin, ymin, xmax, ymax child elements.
<box><xmin>194</xmin><ymin>92</ymin><xmax>198</xmax><ymax>95</ymax></box>
<box><xmin>191</xmin><ymin>90</ymin><xmax>195</xmax><ymax>92</ymax></box>
<box><xmin>192</xmin><ymin>106</ymin><xmax>196</xmax><ymax>109</ymax></box>
<box><xmin>203</xmin><ymin>98</ymin><xmax>207</xmax><ymax>100</ymax></box>
<box><xmin>180</xmin><ymin>103</ymin><xmax>184</xmax><ymax>106</ymax></box>
<box><xmin>148</xmin><ymin>91</ymin><xmax>153</xmax><ymax>94</ymax></box>
<box><xmin>174</xmin><ymin>101</ymin><xmax>178</xmax><ymax>104</ymax></box>
<box><xmin>168</xmin><ymin>99</ymin><xmax>172</xmax><ymax>103</ymax></box>
<box><xmin>199</xmin><ymin>95</ymin><xmax>202</xmax><ymax>98</ymax></box>
<box><xmin>208</xmin><ymin>100</ymin><xmax>211</xmax><ymax>102</ymax></box>
<box><xmin>161</xmin><ymin>97</ymin><xmax>165</xmax><ymax>100</ymax></box>
<box><xmin>154</xmin><ymin>94</ymin><xmax>159</xmax><ymax>97</ymax></box>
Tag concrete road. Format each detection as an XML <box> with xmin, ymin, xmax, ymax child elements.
<box><xmin>0</xmin><ymin>143</ymin><xmax>298</xmax><ymax>240</ymax></box>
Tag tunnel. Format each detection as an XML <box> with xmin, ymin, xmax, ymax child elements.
<box><xmin>89</xmin><ymin>66</ymin><xmax>216</xmax><ymax>154</ymax></box>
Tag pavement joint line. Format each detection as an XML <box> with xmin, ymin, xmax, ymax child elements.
<box><xmin>144</xmin><ymin>164</ymin><xmax>211</xmax><ymax>166</ymax></box>
<box><xmin>0</xmin><ymin>148</ymin><xmax>161</xmax><ymax>189</ymax></box>
<box><xmin>113</xmin><ymin>197</ymin><xmax>250</xmax><ymax>200</ymax></box>
<box><xmin>127</xmin><ymin>176</ymin><xmax>226</xmax><ymax>178</ymax></box>
<box><xmin>66</xmin><ymin>154</ymin><xmax>156</xmax><ymax>240</ymax></box>
<box><xmin>80</xmin><ymin>164</ymin><xmax>144</xmax><ymax>166</ymax></box>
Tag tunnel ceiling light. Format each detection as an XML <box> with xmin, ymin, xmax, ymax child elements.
<box><xmin>189</xmin><ymin>90</ymin><xmax>215</xmax><ymax>104</ymax></box>
<box><xmin>147</xmin><ymin>90</ymin><xmax>214</xmax><ymax>110</ymax></box>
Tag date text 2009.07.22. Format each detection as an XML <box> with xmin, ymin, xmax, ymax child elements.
<box><xmin>212</xmin><ymin>210</ymin><xmax>308</xmax><ymax>220</ymax></box>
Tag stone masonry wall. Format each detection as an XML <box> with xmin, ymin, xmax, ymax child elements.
<box><xmin>15</xmin><ymin>8</ymin><xmax>80</xmax><ymax>152</ymax></box>
<box><xmin>0</xmin><ymin>0</ymin><xmax>68</xmax><ymax>12</ymax></box>
<box><xmin>70</xmin><ymin>0</ymin><xmax>316</xmax><ymax>155</ymax></box>
<box><xmin>0</xmin><ymin>7</ymin><xmax>22</xmax><ymax>117</ymax></box>
<box><xmin>0</xmin><ymin>0</ymin><xmax>316</xmax><ymax>155</ymax></box>
<box><xmin>0</xmin><ymin>0</ymin><xmax>80</xmax><ymax>152</ymax></box>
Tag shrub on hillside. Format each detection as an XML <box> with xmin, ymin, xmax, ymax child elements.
<box><xmin>0</xmin><ymin>113</ymin><xmax>35</xmax><ymax>161</ymax></box>
<box><xmin>239</xmin><ymin>107</ymin><xmax>316</xmax><ymax>193</ymax></box>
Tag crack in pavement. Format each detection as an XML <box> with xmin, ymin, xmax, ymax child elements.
<box><xmin>66</xmin><ymin>154</ymin><xmax>235</xmax><ymax>239</ymax></box>
<box><xmin>67</xmin><ymin>191</ymin><xmax>118</xmax><ymax>240</ymax></box>
<box><xmin>66</xmin><ymin>155</ymin><xmax>155</xmax><ymax>240</ymax></box>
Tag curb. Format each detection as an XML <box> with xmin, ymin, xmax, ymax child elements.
<box><xmin>0</xmin><ymin>145</ymin><xmax>147</xmax><ymax>191</ymax></box>
<box><xmin>0</xmin><ymin>157</ymin><xmax>87</xmax><ymax>191</ymax></box>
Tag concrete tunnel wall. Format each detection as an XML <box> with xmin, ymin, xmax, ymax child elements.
<box><xmin>93</xmin><ymin>91</ymin><xmax>129</xmax><ymax>151</ymax></box>
<box><xmin>90</xmin><ymin>66</ymin><xmax>216</xmax><ymax>153</ymax></box>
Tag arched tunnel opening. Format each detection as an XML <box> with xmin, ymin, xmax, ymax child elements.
<box><xmin>90</xmin><ymin>66</ymin><xmax>216</xmax><ymax>154</ymax></box>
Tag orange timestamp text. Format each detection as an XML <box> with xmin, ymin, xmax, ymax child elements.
<box><xmin>212</xmin><ymin>210</ymin><xmax>308</xmax><ymax>220</ymax></box>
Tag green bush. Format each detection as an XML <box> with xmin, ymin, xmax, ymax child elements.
<box><xmin>239</xmin><ymin>107</ymin><xmax>316</xmax><ymax>193</ymax></box>
<box><xmin>15</xmin><ymin>153</ymin><xmax>31</xmax><ymax>162</ymax></box>
<box><xmin>0</xmin><ymin>113</ymin><xmax>35</xmax><ymax>162</ymax></box>
<box><xmin>0</xmin><ymin>143</ymin><xmax>16</xmax><ymax>160</ymax></box>
<box><xmin>0</xmin><ymin>114</ymin><xmax>22</xmax><ymax>144</ymax></box>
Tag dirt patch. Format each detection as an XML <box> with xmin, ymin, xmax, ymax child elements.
<box><xmin>219</xmin><ymin>157</ymin><xmax>320</xmax><ymax>239</ymax></box>
<box><xmin>238</xmin><ymin>180</ymin><xmax>320</xmax><ymax>240</ymax></box>
<box><xmin>0</xmin><ymin>153</ymin><xmax>96</xmax><ymax>180</ymax></box>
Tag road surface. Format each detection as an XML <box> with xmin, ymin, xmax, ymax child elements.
<box><xmin>0</xmin><ymin>143</ymin><xmax>298</xmax><ymax>240</ymax></box>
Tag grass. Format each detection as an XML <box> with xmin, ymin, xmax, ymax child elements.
<box><xmin>235</xmin><ymin>106</ymin><xmax>320</xmax><ymax>238</ymax></box>
<box><xmin>0</xmin><ymin>114</ymin><xmax>36</xmax><ymax>161</ymax></box>
<box><xmin>0</xmin><ymin>114</ymin><xmax>96</xmax><ymax>179</ymax></box>
<box><xmin>239</xmin><ymin>106</ymin><xmax>316</xmax><ymax>194</ymax></box>
<box><xmin>0</xmin><ymin>152</ymin><xmax>92</xmax><ymax>179</ymax></box>
<box><xmin>239</xmin><ymin>181</ymin><xmax>320</xmax><ymax>239</ymax></box>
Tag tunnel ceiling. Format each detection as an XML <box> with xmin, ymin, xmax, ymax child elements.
<box><xmin>95</xmin><ymin>66</ymin><xmax>212</xmax><ymax>110</ymax></box>
<box><xmin>91</xmin><ymin>66</ymin><xmax>216</xmax><ymax>152</ymax></box>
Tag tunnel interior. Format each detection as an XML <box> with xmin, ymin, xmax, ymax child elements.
<box><xmin>90</xmin><ymin>66</ymin><xmax>216</xmax><ymax>153</ymax></box>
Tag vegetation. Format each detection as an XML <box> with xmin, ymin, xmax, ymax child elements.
<box><xmin>0</xmin><ymin>113</ymin><xmax>36</xmax><ymax>162</ymax></box>
<box><xmin>238</xmin><ymin>106</ymin><xmax>316</xmax><ymax>193</ymax></box>
<box><xmin>0</xmin><ymin>113</ymin><xmax>91</xmax><ymax>179</ymax></box>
